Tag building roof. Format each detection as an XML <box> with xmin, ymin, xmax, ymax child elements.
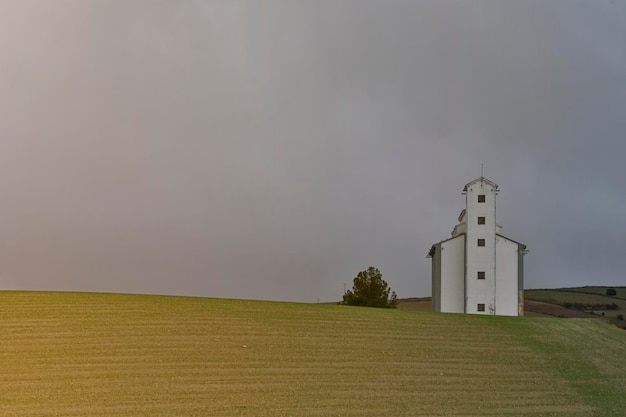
<box><xmin>427</xmin><ymin>234</ymin><xmax>464</xmax><ymax>258</ymax></box>
<box><xmin>457</xmin><ymin>209</ymin><xmax>466</xmax><ymax>222</ymax></box>
<box><xmin>428</xmin><ymin>233</ymin><xmax>527</xmax><ymax>258</ymax></box>
<box><xmin>496</xmin><ymin>233</ymin><xmax>527</xmax><ymax>251</ymax></box>
<box><xmin>463</xmin><ymin>176</ymin><xmax>499</xmax><ymax>192</ymax></box>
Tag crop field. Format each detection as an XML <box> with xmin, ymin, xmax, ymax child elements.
<box><xmin>397</xmin><ymin>297</ymin><xmax>431</xmax><ymax>311</ymax></box>
<box><xmin>1</xmin><ymin>291</ymin><xmax>625</xmax><ymax>417</ymax></box>
<box><xmin>556</xmin><ymin>286</ymin><xmax>626</xmax><ymax>298</ymax></box>
<box><xmin>525</xmin><ymin>289</ymin><xmax>626</xmax><ymax>319</ymax></box>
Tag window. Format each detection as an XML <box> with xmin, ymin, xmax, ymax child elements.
<box><xmin>477</xmin><ymin>304</ymin><xmax>485</xmax><ymax>312</ymax></box>
<box><xmin>477</xmin><ymin>271</ymin><xmax>485</xmax><ymax>280</ymax></box>
<box><xmin>477</xmin><ymin>239</ymin><xmax>485</xmax><ymax>247</ymax></box>
<box><xmin>478</xmin><ymin>194</ymin><xmax>485</xmax><ymax>203</ymax></box>
<box><xmin>478</xmin><ymin>216</ymin><xmax>485</xmax><ymax>225</ymax></box>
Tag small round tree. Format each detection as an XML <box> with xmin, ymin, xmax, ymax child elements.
<box><xmin>606</xmin><ymin>288</ymin><xmax>617</xmax><ymax>296</ymax></box>
<box><xmin>341</xmin><ymin>266</ymin><xmax>398</xmax><ymax>309</ymax></box>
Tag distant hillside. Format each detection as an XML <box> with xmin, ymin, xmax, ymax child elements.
<box><xmin>524</xmin><ymin>286</ymin><xmax>626</xmax><ymax>328</ymax></box>
<box><xmin>1</xmin><ymin>291</ymin><xmax>625</xmax><ymax>416</ymax></box>
<box><xmin>399</xmin><ymin>286</ymin><xmax>626</xmax><ymax>327</ymax></box>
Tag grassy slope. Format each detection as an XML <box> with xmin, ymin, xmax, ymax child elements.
<box><xmin>1</xmin><ymin>292</ymin><xmax>625</xmax><ymax>417</ymax></box>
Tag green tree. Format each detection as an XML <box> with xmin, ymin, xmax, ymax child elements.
<box><xmin>341</xmin><ymin>266</ymin><xmax>398</xmax><ymax>308</ymax></box>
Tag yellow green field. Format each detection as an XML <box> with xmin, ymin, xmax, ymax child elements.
<box><xmin>1</xmin><ymin>291</ymin><xmax>625</xmax><ymax>416</ymax></box>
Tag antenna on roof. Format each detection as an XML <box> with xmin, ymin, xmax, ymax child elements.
<box><xmin>481</xmin><ymin>163</ymin><xmax>483</xmax><ymax>177</ymax></box>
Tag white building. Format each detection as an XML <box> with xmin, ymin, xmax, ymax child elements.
<box><xmin>428</xmin><ymin>177</ymin><xmax>526</xmax><ymax>316</ymax></box>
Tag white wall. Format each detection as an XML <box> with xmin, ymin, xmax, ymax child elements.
<box><xmin>495</xmin><ymin>236</ymin><xmax>520</xmax><ymax>316</ymax></box>
<box><xmin>439</xmin><ymin>236</ymin><xmax>465</xmax><ymax>313</ymax></box>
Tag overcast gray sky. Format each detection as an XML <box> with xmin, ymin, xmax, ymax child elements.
<box><xmin>1</xmin><ymin>0</ymin><xmax>625</xmax><ymax>302</ymax></box>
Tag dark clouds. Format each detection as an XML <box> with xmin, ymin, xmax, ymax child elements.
<box><xmin>0</xmin><ymin>1</ymin><xmax>625</xmax><ymax>301</ymax></box>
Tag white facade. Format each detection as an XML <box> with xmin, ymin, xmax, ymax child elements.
<box><xmin>428</xmin><ymin>177</ymin><xmax>526</xmax><ymax>316</ymax></box>
<box><xmin>437</xmin><ymin>236</ymin><xmax>464</xmax><ymax>313</ymax></box>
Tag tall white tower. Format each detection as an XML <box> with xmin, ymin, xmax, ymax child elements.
<box><xmin>428</xmin><ymin>177</ymin><xmax>526</xmax><ymax>316</ymax></box>
<box><xmin>464</xmin><ymin>177</ymin><xmax>498</xmax><ymax>314</ymax></box>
